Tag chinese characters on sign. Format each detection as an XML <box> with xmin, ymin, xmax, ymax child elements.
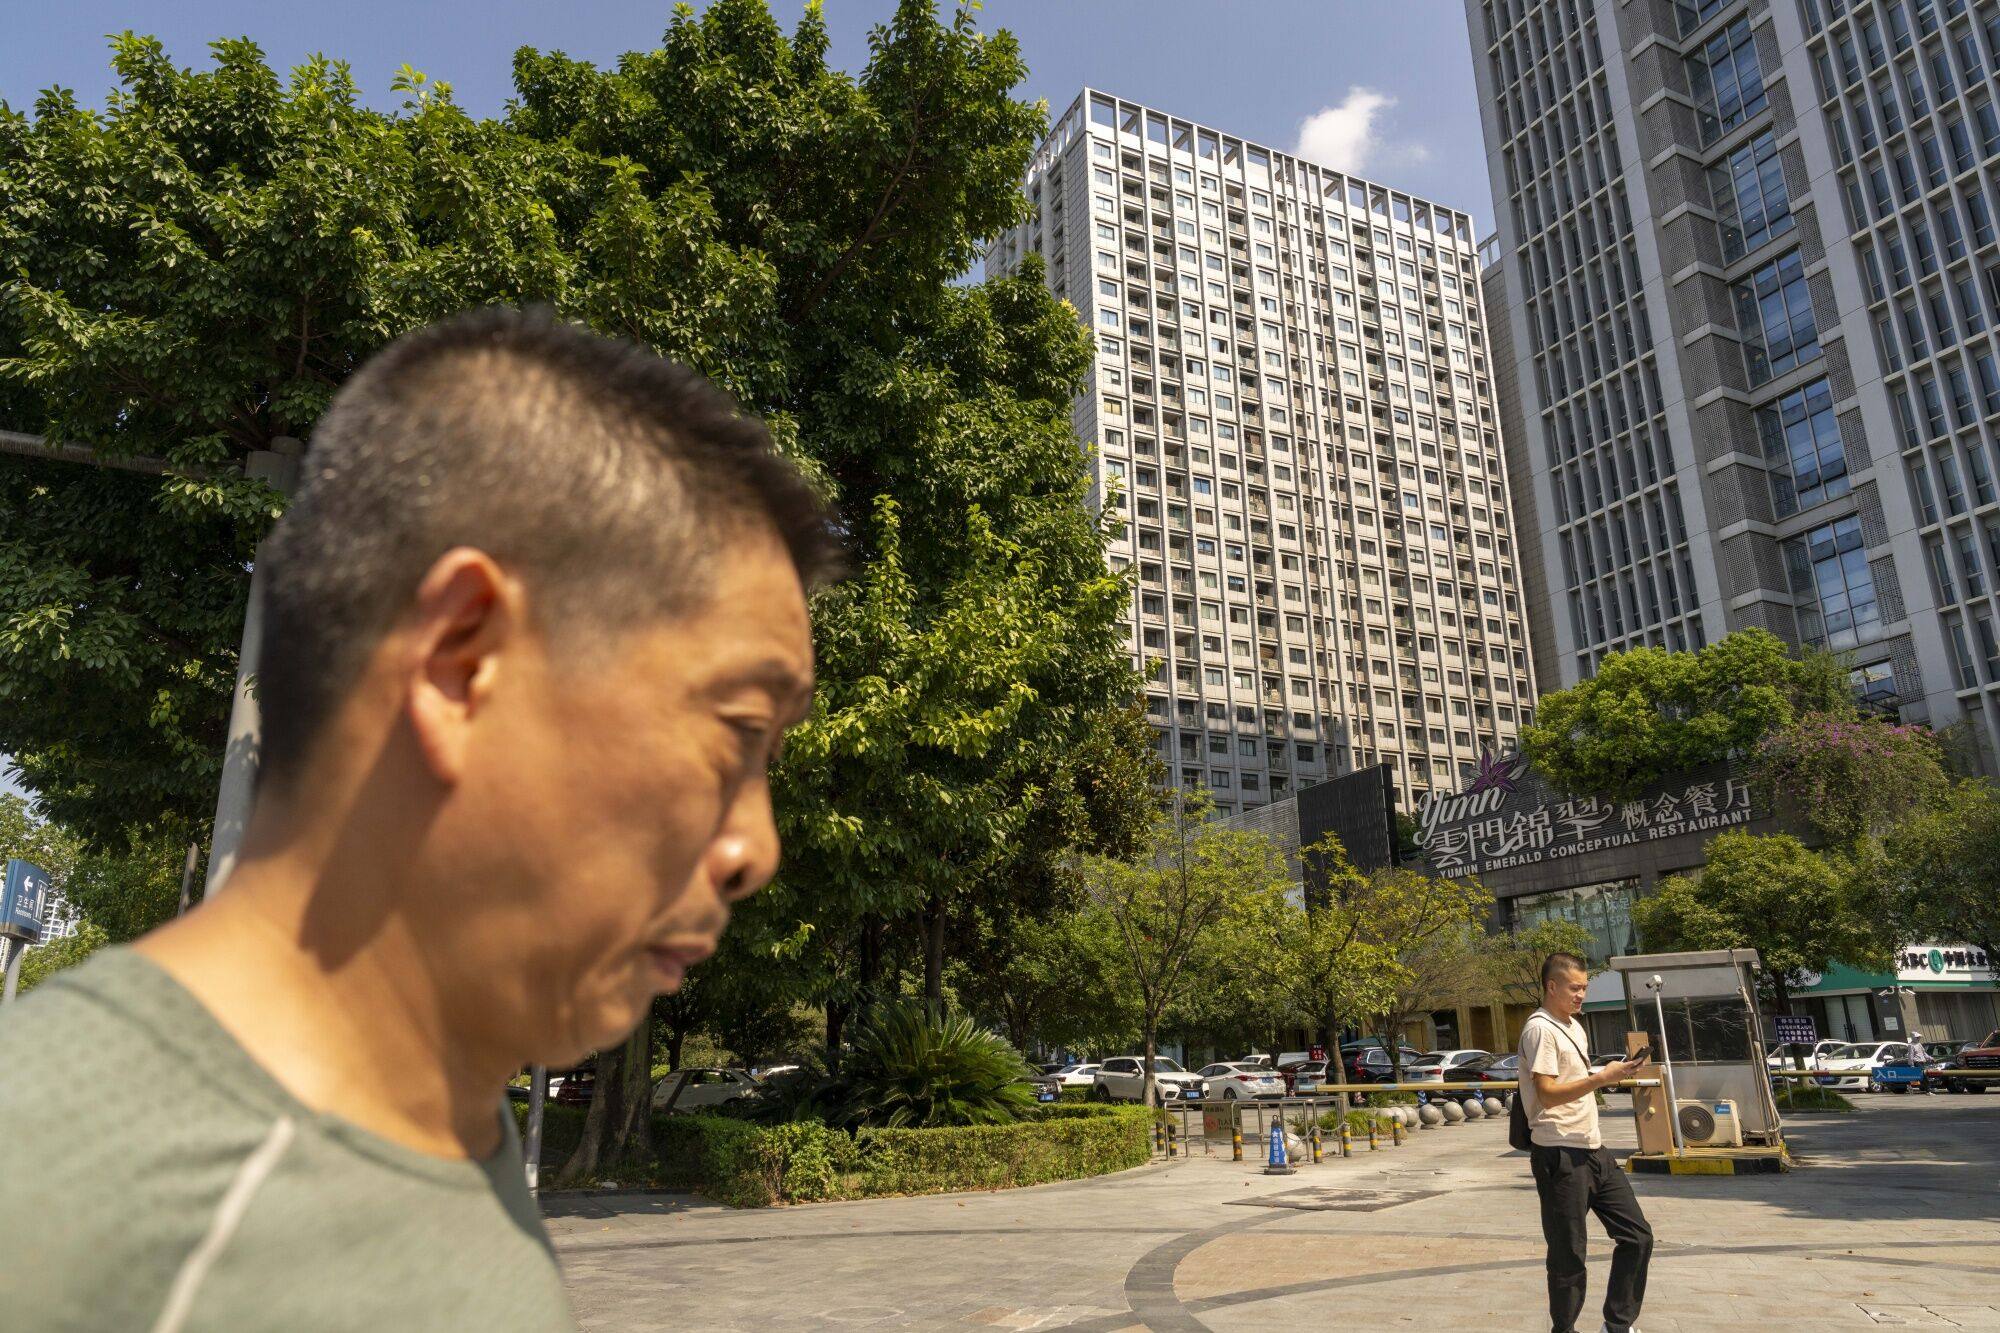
<box><xmin>1414</xmin><ymin>760</ymin><xmax>1757</xmax><ymax>879</ymax></box>
<box><xmin>1896</xmin><ymin>945</ymin><xmax>1994</xmax><ymax>980</ymax></box>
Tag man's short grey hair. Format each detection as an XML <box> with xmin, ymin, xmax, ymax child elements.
<box><xmin>256</xmin><ymin>306</ymin><xmax>840</xmax><ymax>780</ymax></box>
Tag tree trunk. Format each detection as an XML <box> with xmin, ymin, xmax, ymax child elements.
<box><xmin>1321</xmin><ymin>1009</ymin><xmax>1349</xmax><ymax>1117</ymax></box>
<box><xmin>615</xmin><ymin>1017</ymin><xmax>654</xmax><ymax>1167</ymax></box>
<box><xmin>556</xmin><ymin>1016</ymin><xmax>656</xmax><ymax>1187</ymax></box>
<box><xmin>1142</xmin><ymin>1021</ymin><xmax>1158</xmax><ymax>1109</ymax></box>
<box><xmin>556</xmin><ymin>1045</ymin><xmax>621</xmax><ymax>1186</ymax></box>
<box><xmin>857</xmin><ymin>914</ymin><xmax>884</xmax><ymax>1020</ymax></box>
<box><xmin>825</xmin><ymin>998</ymin><xmax>850</xmax><ymax>1059</ymax></box>
<box><xmin>666</xmin><ymin>1027</ymin><xmax>686</xmax><ymax>1075</ymax></box>
<box><xmin>923</xmin><ymin>896</ymin><xmax>946</xmax><ymax>1020</ymax></box>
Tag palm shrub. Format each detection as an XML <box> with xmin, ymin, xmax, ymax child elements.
<box><xmin>841</xmin><ymin>1002</ymin><xmax>1039</xmax><ymax>1128</ymax></box>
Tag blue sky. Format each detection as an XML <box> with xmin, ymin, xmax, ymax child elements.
<box><xmin>0</xmin><ymin>0</ymin><xmax>1495</xmax><ymax>229</ymax></box>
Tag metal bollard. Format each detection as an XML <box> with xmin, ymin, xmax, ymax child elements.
<box><xmin>1166</xmin><ymin>1118</ymin><xmax>1178</xmax><ymax>1159</ymax></box>
<box><xmin>1368</xmin><ymin>1121</ymin><xmax>1379</xmax><ymax>1151</ymax></box>
<box><xmin>1310</xmin><ymin>1120</ymin><xmax>1323</xmax><ymax>1164</ymax></box>
<box><xmin>1231</xmin><ymin>1103</ymin><xmax>1243</xmax><ymax>1162</ymax></box>
<box><xmin>1391</xmin><ymin>1116</ymin><xmax>1404</xmax><ymax>1147</ymax></box>
<box><xmin>1339</xmin><ymin>1122</ymin><xmax>1353</xmax><ymax>1158</ymax></box>
<box><xmin>1155</xmin><ymin>1120</ymin><xmax>1166</xmax><ymax>1155</ymax></box>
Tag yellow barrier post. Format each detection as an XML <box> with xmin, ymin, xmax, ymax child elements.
<box><xmin>1231</xmin><ymin>1102</ymin><xmax>1243</xmax><ymax>1162</ymax></box>
<box><xmin>1339</xmin><ymin>1122</ymin><xmax>1353</xmax><ymax>1158</ymax></box>
<box><xmin>1367</xmin><ymin>1121</ymin><xmax>1379</xmax><ymax>1151</ymax></box>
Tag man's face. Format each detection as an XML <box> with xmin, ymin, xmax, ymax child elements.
<box><xmin>431</xmin><ymin>530</ymin><xmax>813</xmax><ymax>1067</ymax></box>
<box><xmin>1544</xmin><ymin>963</ymin><xmax>1589</xmax><ymax>1020</ymax></box>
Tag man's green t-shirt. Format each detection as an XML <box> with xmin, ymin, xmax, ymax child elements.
<box><xmin>0</xmin><ymin>950</ymin><xmax>575</xmax><ymax>1331</ymax></box>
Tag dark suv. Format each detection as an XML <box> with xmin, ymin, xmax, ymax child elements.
<box><xmin>1925</xmin><ymin>1030</ymin><xmax>2000</xmax><ymax>1094</ymax></box>
<box><xmin>1341</xmin><ymin>1044</ymin><xmax>1426</xmax><ymax>1085</ymax></box>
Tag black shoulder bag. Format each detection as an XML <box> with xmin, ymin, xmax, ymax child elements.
<box><xmin>1509</xmin><ymin>1015</ymin><xmax>1593</xmax><ymax>1151</ymax></box>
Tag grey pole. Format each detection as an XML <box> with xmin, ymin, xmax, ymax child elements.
<box><xmin>1647</xmin><ymin>975</ymin><xmax>1685</xmax><ymax>1156</ymax></box>
<box><xmin>2</xmin><ymin>938</ymin><xmax>24</xmax><ymax>1004</ymax></box>
<box><xmin>524</xmin><ymin>1066</ymin><xmax>550</xmax><ymax>1194</ymax></box>
<box><xmin>203</xmin><ymin>440</ymin><xmax>303</xmax><ymax>896</ymax></box>
<box><xmin>175</xmin><ymin>842</ymin><xmax>201</xmax><ymax>917</ymax></box>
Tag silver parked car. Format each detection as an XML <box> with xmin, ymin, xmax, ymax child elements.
<box><xmin>650</xmin><ymin>1067</ymin><xmax>762</xmax><ymax>1112</ymax></box>
<box><xmin>1093</xmin><ymin>1056</ymin><xmax>1206</xmax><ymax>1103</ymax></box>
<box><xmin>1196</xmin><ymin>1062</ymin><xmax>1285</xmax><ymax>1099</ymax></box>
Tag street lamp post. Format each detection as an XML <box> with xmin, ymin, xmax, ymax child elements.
<box><xmin>0</xmin><ymin>430</ymin><xmax>300</xmax><ymax>898</ymax></box>
<box><xmin>1645</xmin><ymin>974</ymin><xmax>1685</xmax><ymax>1157</ymax></box>
<box><xmin>203</xmin><ymin>440</ymin><xmax>303</xmax><ymax>895</ymax></box>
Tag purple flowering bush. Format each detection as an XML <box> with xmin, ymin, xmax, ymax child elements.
<box><xmin>1752</xmin><ymin>713</ymin><xmax>1949</xmax><ymax>846</ymax></box>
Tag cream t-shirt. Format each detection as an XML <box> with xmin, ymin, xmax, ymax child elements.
<box><xmin>1519</xmin><ymin>1007</ymin><xmax>1600</xmax><ymax>1149</ymax></box>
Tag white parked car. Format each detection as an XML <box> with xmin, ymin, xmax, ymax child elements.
<box><xmin>1054</xmin><ymin>1063</ymin><xmax>1102</xmax><ymax>1089</ymax></box>
<box><xmin>1766</xmin><ymin>1040</ymin><xmax>1846</xmax><ymax>1068</ymax></box>
<box><xmin>651</xmin><ymin>1067</ymin><xmax>762</xmax><ymax>1112</ymax></box>
<box><xmin>1093</xmin><ymin>1056</ymin><xmax>1207</xmax><ymax>1103</ymax></box>
<box><xmin>1402</xmin><ymin>1049</ymin><xmax>1492</xmax><ymax>1084</ymax></box>
<box><xmin>1196</xmin><ymin>1062</ymin><xmax>1285</xmax><ymax>1099</ymax></box>
<box><xmin>1811</xmin><ymin>1042</ymin><xmax>1913</xmax><ymax>1091</ymax></box>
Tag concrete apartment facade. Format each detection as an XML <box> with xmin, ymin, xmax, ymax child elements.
<box><xmin>984</xmin><ymin>91</ymin><xmax>1540</xmax><ymax>818</ymax></box>
<box><xmin>1467</xmin><ymin>0</ymin><xmax>2000</xmax><ymax>764</ymax></box>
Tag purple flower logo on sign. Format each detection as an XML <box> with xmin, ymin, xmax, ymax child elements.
<box><xmin>1464</xmin><ymin>750</ymin><xmax>1527</xmax><ymax>797</ymax></box>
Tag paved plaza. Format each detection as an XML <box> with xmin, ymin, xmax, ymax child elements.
<box><xmin>545</xmin><ymin>1097</ymin><xmax>2000</xmax><ymax>1331</ymax></box>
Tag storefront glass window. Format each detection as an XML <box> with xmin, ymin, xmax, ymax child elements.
<box><xmin>1509</xmin><ymin>879</ymin><xmax>1643</xmax><ymax>966</ymax></box>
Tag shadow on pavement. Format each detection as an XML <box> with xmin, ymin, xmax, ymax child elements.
<box><xmin>1629</xmin><ymin>1098</ymin><xmax>2000</xmax><ymax>1226</ymax></box>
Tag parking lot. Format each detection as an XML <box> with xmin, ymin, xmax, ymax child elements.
<box><xmin>545</xmin><ymin>1094</ymin><xmax>2000</xmax><ymax>1331</ymax></box>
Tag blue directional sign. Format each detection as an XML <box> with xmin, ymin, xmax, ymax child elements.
<box><xmin>1</xmin><ymin>860</ymin><xmax>51</xmax><ymax>943</ymax></box>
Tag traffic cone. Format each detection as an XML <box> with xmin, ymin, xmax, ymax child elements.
<box><xmin>1264</xmin><ymin>1120</ymin><xmax>1296</xmax><ymax>1175</ymax></box>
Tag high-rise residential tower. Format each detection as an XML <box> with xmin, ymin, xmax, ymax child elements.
<box><xmin>985</xmin><ymin>91</ymin><xmax>1539</xmax><ymax>818</ymax></box>
<box><xmin>1468</xmin><ymin>0</ymin><xmax>2000</xmax><ymax>761</ymax></box>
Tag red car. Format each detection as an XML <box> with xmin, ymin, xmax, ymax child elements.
<box><xmin>1275</xmin><ymin>1059</ymin><xmax>1329</xmax><ymax>1094</ymax></box>
<box><xmin>1924</xmin><ymin>1030</ymin><xmax>2000</xmax><ymax>1094</ymax></box>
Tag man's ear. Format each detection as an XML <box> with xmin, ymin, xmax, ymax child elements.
<box><xmin>401</xmin><ymin>547</ymin><xmax>526</xmax><ymax>785</ymax></box>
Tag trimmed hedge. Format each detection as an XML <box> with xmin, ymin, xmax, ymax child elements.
<box><xmin>514</xmin><ymin>1101</ymin><xmax>1151</xmax><ymax>1206</ymax></box>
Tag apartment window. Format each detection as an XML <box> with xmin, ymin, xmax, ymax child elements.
<box><xmin>1734</xmin><ymin>251</ymin><xmax>1821</xmax><ymax>385</ymax></box>
<box><xmin>1927</xmin><ymin>535</ymin><xmax>1958</xmax><ymax>604</ymax></box>
<box><xmin>1689</xmin><ymin>18</ymin><xmax>1768</xmax><ymax>145</ymax></box>
<box><xmin>1785</xmin><ymin>515</ymin><xmax>1880</xmax><ymax>650</ymax></box>
<box><xmin>1759</xmin><ymin>379</ymin><xmax>1847</xmax><ymax>516</ymax></box>
<box><xmin>1709</xmin><ymin>132</ymin><xmax>1795</xmax><ymax>263</ymax></box>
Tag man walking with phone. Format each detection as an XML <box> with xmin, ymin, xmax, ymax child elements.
<box><xmin>1519</xmin><ymin>952</ymin><xmax>1654</xmax><ymax>1333</ymax></box>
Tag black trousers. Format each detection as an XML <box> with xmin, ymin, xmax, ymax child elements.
<box><xmin>1530</xmin><ymin>1144</ymin><xmax>1653</xmax><ymax>1333</ymax></box>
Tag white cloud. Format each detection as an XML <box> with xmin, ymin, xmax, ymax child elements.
<box><xmin>1293</xmin><ymin>87</ymin><xmax>1429</xmax><ymax>174</ymax></box>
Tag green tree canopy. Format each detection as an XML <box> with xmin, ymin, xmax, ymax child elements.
<box><xmin>1480</xmin><ymin>917</ymin><xmax>1599</xmax><ymax>1010</ymax></box>
<box><xmin>0</xmin><ymin>793</ymin><xmax>185</xmax><ymax>945</ymax></box>
<box><xmin>1632</xmin><ymin>829</ymin><xmax>1895</xmax><ymax>1011</ymax></box>
<box><xmin>1081</xmin><ymin>794</ymin><xmax>1293</xmax><ymax>1105</ymax></box>
<box><xmin>4</xmin><ymin>3</ymin><xmax>1156</xmax><ymax>1182</ymax></box>
<box><xmin>0</xmin><ymin>36</ymin><xmax>587</xmax><ymax>845</ymax></box>
<box><xmin>1865</xmin><ymin>781</ymin><xmax>2000</xmax><ymax>967</ymax></box>
<box><xmin>1521</xmin><ymin>629</ymin><xmax>1852</xmax><ymax>799</ymax></box>
<box><xmin>1347</xmin><ymin>867</ymin><xmax>1492</xmax><ymax>1074</ymax></box>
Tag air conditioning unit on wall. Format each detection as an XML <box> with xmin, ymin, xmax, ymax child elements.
<box><xmin>1676</xmin><ymin>1099</ymin><xmax>1743</xmax><ymax>1148</ymax></box>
